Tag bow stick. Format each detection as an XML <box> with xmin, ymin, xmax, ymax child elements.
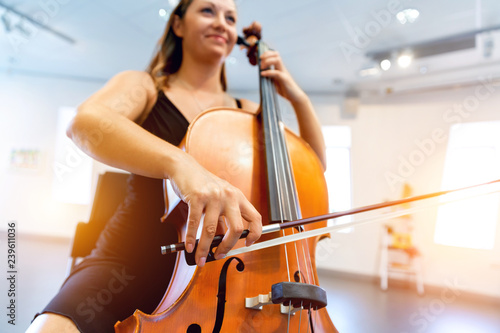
<box><xmin>161</xmin><ymin>178</ymin><xmax>500</xmax><ymax>259</ymax></box>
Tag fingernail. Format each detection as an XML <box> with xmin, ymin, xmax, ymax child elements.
<box><xmin>215</xmin><ymin>253</ymin><xmax>226</xmax><ymax>260</ymax></box>
<box><xmin>186</xmin><ymin>243</ymin><xmax>193</xmax><ymax>253</ymax></box>
<box><xmin>198</xmin><ymin>257</ymin><xmax>206</xmax><ymax>267</ymax></box>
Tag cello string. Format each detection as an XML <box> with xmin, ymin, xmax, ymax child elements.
<box><xmin>298</xmin><ymin>300</ymin><xmax>304</xmax><ymax>331</ymax></box>
<box><xmin>261</xmin><ymin>64</ymin><xmax>291</xmax><ymax>282</ymax></box>
<box><xmin>261</xmin><ymin>42</ymin><xmax>314</xmax><ymax>330</ymax></box>
<box><xmin>306</xmin><ymin>306</ymin><xmax>312</xmax><ymax>333</ymax></box>
<box><xmin>262</xmin><ymin>57</ymin><xmax>295</xmax><ymax>333</ymax></box>
<box><xmin>287</xmin><ymin>300</ymin><xmax>292</xmax><ymax>333</ymax></box>
<box><xmin>268</xmin><ymin>67</ymin><xmax>314</xmax><ymax>332</ymax></box>
<box><xmin>271</xmin><ymin>84</ymin><xmax>303</xmax><ymax>281</ymax></box>
<box><xmin>313</xmin><ymin>306</ymin><xmax>318</xmax><ymax>332</ymax></box>
<box><xmin>266</xmin><ymin>62</ymin><xmax>306</xmax><ymax>283</ymax></box>
<box><xmin>274</xmin><ymin>89</ymin><xmax>318</xmax><ymax>288</ymax></box>
<box><xmin>301</xmin><ymin>242</ymin><xmax>316</xmax><ymax>285</ymax></box>
<box><xmin>269</xmin><ymin>71</ymin><xmax>316</xmax><ymax>286</ymax></box>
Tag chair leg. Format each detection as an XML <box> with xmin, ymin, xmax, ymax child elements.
<box><xmin>414</xmin><ymin>256</ymin><xmax>425</xmax><ymax>295</ymax></box>
<box><xmin>379</xmin><ymin>233</ymin><xmax>389</xmax><ymax>291</ymax></box>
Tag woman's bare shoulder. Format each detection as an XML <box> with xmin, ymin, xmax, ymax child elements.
<box><xmin>239</xmin><ymin>98</ymin><xmax>260</xmax><ymax>114</ymax></box>
<box><xmin>81</xmin><ymin>70</ymin><xmax>159</xmax><ymax>122</ymax></box>
<box><xmin>111</xmin><ymin>70</ymin><xmax>157</xmax><ymax>99</ymax></box>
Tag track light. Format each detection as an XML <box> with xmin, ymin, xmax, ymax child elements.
<box><xmin>1</xmin><ymin>10</ymin><xmax>12</xmax><ymax>32</ymax></box>
<box><xmin>396</xmin><ymin>8</ymin><xmax>420</xmax><ymax>25</ymax></box>
<box><xmin>0</xmin><ymin>3</ymin><xmax>75</xmax><ymax>44</ymax></box>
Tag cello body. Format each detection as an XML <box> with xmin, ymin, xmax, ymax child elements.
<box><xmin>115</xmin><ymin>106</ymin><xmax>338</xmax><ymax>332</ymax></box>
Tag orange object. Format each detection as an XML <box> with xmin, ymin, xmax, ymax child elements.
<box><xmin>115</xmin><ymin>39</ymin><xmax>337</xmax><ymax>332</ymax></box>
<box><xmin>391</xmin><ymin>232</ymin><xmax>413</xmax><ymax>249</ymax></box>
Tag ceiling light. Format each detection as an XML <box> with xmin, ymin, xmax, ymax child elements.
<box><xmin>1</xmin><ymin>11</ymin><xmax>12</xmax><ymax>32</ymax></box>
<box><xmin>397</xmin><ymin>54</ymin><xmax>412</xmax><ymax>68</ymax></box>
<box><xmin>359</xmin><ymin>67</ymin><xmax>380</xmax><ymax>77</ymax></box>
<box><xmin>159</xmin><ymin>8</ymin><xmax>169</xmax><ymax>20</ymax></box>
<box><xmin>396</xmin><ymin>8</ymin><xmax>420</xmax><ymax>25</ymax></box>
<box><xmin>380</xmin><ymin>59</ymin><xmax>391</xmax><ymax>71</ymax></box>
<box><xmin>168</xmin><ymin>0</ymin><xmax>180</xmax><ymax>7</ymax></box>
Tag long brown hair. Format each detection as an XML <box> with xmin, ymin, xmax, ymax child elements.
<box><xmin>146</xmin><ymin>0</ymin><xmax>228</xmax><ymax>91</ymax></box>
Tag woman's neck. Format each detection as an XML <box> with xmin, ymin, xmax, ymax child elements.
<box><xmin>174</xmin><ymin>53</ymin><xmax>224</xmax><ymax>93</ymax></box>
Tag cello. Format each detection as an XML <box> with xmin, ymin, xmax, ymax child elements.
<box><xmin>115</xmin><ymin>31</ymin><xmax>338</xmax><ymax>332</ymax></box>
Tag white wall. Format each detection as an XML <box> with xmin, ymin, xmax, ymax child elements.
<box><xmin>313</xmin><ymin>84</ymin><xmax>500</xmax><ymax>299</ymax></box>
<box><xmin>0</xmin><ymin>71</ymin><xmax>106</xmax><ymax>238</ymax></box>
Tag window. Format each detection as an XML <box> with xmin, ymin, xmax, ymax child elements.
<box><xmin>434</xmin><ymin>121</ymin><xmax>500</xmax><ymax>250</ymax></box>
<box><xmin>322</xmin><ymin>126</ymin><xmax>353</xmax><ymax>232</ymax></box>
<box><xmin>52</xmin><ymin>107</ymin><xmax>93</xmax><ymax>205</ymax></box>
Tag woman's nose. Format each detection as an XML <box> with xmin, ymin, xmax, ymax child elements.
<box><xmin>212</xmin><ymin>13</ymin><xmax>227</xmax><ymax>30</ymax></box>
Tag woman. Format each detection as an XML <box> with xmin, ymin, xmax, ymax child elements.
<box><xmin>28</xmin><ymin>0</ymin><xmax>326</xmax><ymax>331</ymax></box>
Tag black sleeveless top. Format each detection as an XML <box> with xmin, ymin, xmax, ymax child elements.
<box><xmin>91</xmin><ymin>90</ymin><xmax>242</xmax><ymax>265</ymax></box>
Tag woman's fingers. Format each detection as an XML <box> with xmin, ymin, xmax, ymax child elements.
<box><xmin>211</xmin><ymin>194</ymin><xmax>262</xmax><ymax>260</ymax></box>
<box><xmin>184</xmin><ymin>185</ymin><xmax>262</xmax><ymax>267</ymax></box>
<box><xmin>259</xmin><ymin>50</ymin><xmax>306</xmax><ymax>104</ymax></box>
<box><xmin>212</xmin><ymin>205</ymin><xmax>244</xmax><ymax>260</ymax></box>
<box><xmin>239</xmin><ymin>200</ymin><xmax>262</xmax><ymax>246</ymax></box>
<box><xmin>184</xmin><ymin>200</ymin><xmax>203</xmax><ymax>254</ymax></box>
<box><xmin>194</xmin><ymin>201</ymin><xmax>221</xmax><ymax>267</ymax></box>
<box><xmin>259</xmin><ymin>51</ymin><xmax>282</xmax><ymax>70</ymax></box>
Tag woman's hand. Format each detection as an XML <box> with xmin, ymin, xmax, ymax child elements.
<box><xmin>168</xmin><ymin>154</ymin><xmax>262</xmax><ymax>267</ymax></box>
<box><xmin>241</xmin><ymin>21</ymin><xmax>307</xmax><ymax>105</ymax></box>
<box><xmin>259</xmin><ymin>50</ymin><xmax>308</xmax><ymax>105</ymax></box>
<box><xmin>240</xmin><ymin>22</ymin><xmax>327</xmax><ymax>168</ymax></box>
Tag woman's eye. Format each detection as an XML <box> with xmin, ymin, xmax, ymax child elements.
<box><xmin>201</xmin><ymin>7</ymin><xmax>214</xmax><ymax>14</ymax></box>
<box><xmin>226</xmin><ymin>15</ymin><xmax>236</xmax><ymax>24</ymax></box>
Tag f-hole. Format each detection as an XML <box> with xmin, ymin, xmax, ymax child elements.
<box><xmin>212</xmin><ymin>257</ymin><xmax>245</xmax><ymax>333</ymax></box>
<box><xmin>187</xmin><ymin>324</ymin><xmax>201</xmax><ymax>333</ymax></box>
<box><xmin>294</xmin><ymin>270</ymin><xmax>307</xmax><ymax>283</ymax></box>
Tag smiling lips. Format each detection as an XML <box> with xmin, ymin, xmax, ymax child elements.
<box><xmin>207</xmin><ymin>34</ymin><xmax>228</xmax><ymax>43</ymax></box>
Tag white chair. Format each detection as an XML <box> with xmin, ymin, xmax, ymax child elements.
<box><xmin>379</xmin><ymin>221</ymin><xmax>424</xmax><ymax>295</ymax></box>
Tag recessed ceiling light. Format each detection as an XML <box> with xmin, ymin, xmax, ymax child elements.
<box><xmin>159</xmin><ymin>8</ymin><xmax>168</xmax><ymax>17</ymax></box>
<box><xmin>397</xmin><ymin>54</ymin><xmax>412</xmax><ymax>68</ymax></box>
<box><xmin>396</xmin><ymin>8</ymin><xmax>420</xmax><ymax>24</ymax></box>
<box><xmin>380</xmin><ymin>59</ymin><xmax>391</xmax><ymax>71</ymax></box>
<box><xmin>159</xmin><ymin>8</ymin><xmax>172</xmax><ymax>21</ymax></box>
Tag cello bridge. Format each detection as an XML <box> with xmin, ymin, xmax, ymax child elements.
<box><xmin>245</xmin><ymin>293</ymin><xmax>302</xmax><ymax>315</ymax></box>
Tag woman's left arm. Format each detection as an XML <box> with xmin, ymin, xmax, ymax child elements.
<box><xmin>259</xmin><ymin>50</ymin><xmax>327</xmax><ymax>169</ymax></box>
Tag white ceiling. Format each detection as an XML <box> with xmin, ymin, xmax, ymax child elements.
<box><xmin>2</xmin><ymin>0</ymin><xmax>500</xmax><ymax>95</ymax></box>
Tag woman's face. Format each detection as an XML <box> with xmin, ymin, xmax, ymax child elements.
<box><xmin>175</xmin><ymin>0</ymin><xmax>238</xmax><ymax>62</ymax></box>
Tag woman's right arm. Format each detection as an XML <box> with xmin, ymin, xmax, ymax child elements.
<box><xmin>67</xmin><ymin>70</ymin><xmax>184</xmax><ymax>179</ymax></box>
<box><xmin>67</xmin><ymin>70</ymin><xmax>262</xmax><ymax>267</ymax></box>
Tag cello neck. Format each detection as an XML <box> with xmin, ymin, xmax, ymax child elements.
<box><xmin>258</xmin><ymin>40</ymin><xmax>301</xmax><ymax>223</ymax></box>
